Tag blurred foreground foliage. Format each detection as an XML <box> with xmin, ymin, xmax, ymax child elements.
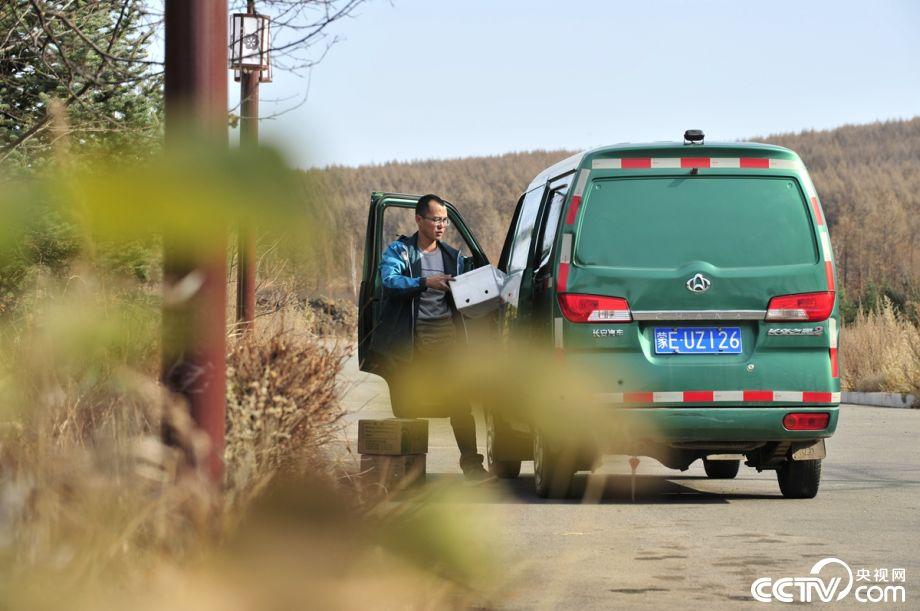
<box><xmin>0</xmin><ymin>144</ymin><xmax>502</xmax><ymax>609</ymax></box>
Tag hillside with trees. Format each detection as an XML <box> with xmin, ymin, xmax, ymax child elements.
<box><xmin>300</xmin><ymin>117</ymin><xmax>920</xmax><ymax>317</ymax></box>
<box><xmin>762</xmin><ymin>119</ymin><xmax>920</xmax><ymax>309</ymax></box>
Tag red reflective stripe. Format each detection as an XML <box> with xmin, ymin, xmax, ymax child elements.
<box><xmin>565</xmin><ymin>195</ymin><xmax>582</xmax><ymax>224</ymax></box>
<box><xmin>740</xmin><ymin>157</ymin><xmax>770</xmax><ymax>168</ymax></box>
<box><xmin>621</xmin><ymin>158</ymin><xmax>652</xmax><ymax>169</ymax></box>
<box><xmin>554</xmin><ymin>347</ymin><xmax>565</xmax><ymax>361</ymax></box>
<box><xmin>811</xmin><ymin>196</ymin><xmax>824</xmax><ymax>226</ymax></box>
<box><xmin>830</xmin><ymin>348</ymin><xmax>839</xmax><ymax>378</ymax></box>
<box><xmin>825</xmin><ymin>261</ymin><xmax>835</xmax><ymax>291</ymax></box>
<box><xmin>618</xmin><ymin>389</ymin><xmax>839</xmax><ymax>401</ymax></box>
<box><xmin>803</xmin><ymin>391</ymin><xmax>833</xmax><ymax>403</ymax></box>
<box><xmin>557</xmin><ymin>262</ymin><xmax>569</xmax><ymax>292</ymax></box>
<box><xmin>680</xmin><ymin>157</ymin><xmax>710</xmax><ymax>168</ymax></box>
<box><xmin>624</xmin><ymin>391</ymin><xmax>654</xmax><ymax>403</ymax></box>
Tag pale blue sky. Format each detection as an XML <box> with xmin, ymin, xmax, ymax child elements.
<box><xmin>230</xmin><ymin>0</ymin><xmax>920</xmax><ymax>168</ymax></box>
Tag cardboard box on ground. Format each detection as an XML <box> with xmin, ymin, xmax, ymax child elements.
<box><xmin>358</xmin><ymin>419</ymin><xmax>428</xmax><ymax>455</ymax></box>
<box><xmin>358</xmin><ymin>419</ymin><xmax>429</xmax><ymax>489</ymax></box>
<box><xmin>360</xmin><ymin>454</ymin><xmax>426</xmax><ymax>490</ymax></box>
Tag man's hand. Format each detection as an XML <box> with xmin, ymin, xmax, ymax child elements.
<box><xmin>424</xmin><ymin>273</ymin><xmax>453</xmax><ymax>291</ymax></box>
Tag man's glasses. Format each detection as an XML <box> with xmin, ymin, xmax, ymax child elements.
<box><xmin>422</xmin><ymin>216</ymin><xmax>451</xmax><ymax>226</ymax></box>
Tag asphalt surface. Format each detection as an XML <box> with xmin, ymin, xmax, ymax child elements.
<box><xmin>340</xmin><ymin>353</ymin><xmax>920</xmax><ymax>609</ymax></box>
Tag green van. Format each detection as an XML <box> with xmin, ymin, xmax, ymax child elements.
<box><xmin>359</xmin><ymin>132</ymin><xmax>840</xmax><ymax>499</ymax></box>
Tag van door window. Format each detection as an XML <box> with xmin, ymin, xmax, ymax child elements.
<box><xmin>507</xmin><ymin>187</ymin><xmax>546</xmax><ymax>274</ymax></box>
<box><xmin>498</xmin><ymin>195</ymin><xmax>525</xmax><ymax>273</ymax></box>
<box><xmin>535</xmin><ymin>185</ymin><xmax>568</xmax><ymax>273</ymax></box>
<box><xmin>381</xmin><ymin>205</ymin><xmax>419</xmax><ymax>253</ymax></box>
<box><xmin>380</xmin><ymin>203</ymin><xmax>478</xmax><ymax>268</ymax></box>
<box><xmin>528</xmin><ymin>182</ymin><xmax>570</xmax><ymax>335</ymax></box>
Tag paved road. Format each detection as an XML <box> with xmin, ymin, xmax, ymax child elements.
<box><xmin>340</xmin><ymin>353</ymin><xmax>920</xmax><ymax>609</ymax></box>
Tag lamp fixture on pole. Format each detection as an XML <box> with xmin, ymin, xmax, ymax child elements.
<box><xmin>230</xmin><ymin>8</ymin><xmax>271</xmax><ymax>330</ymax></box>
<box><xmin>230</xmin><ymin>11</ymin><xmax>272</xmax><ymax>83</ymax></box>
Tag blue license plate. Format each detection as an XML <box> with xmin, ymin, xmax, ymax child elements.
<box><xmin>654</xmin><ymin>327</ymin><xmax>742</xmax><ymax>354</ymax></box>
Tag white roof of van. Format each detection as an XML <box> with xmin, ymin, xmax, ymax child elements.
<box><xmin>524</xmin><ymin>141</ymin><xmax>798</xmax><ymax>192</ymax></box>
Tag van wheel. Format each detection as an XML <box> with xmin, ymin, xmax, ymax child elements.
<box><xmin>777</xmin><ymin>459</ymin><xmax>821</xmax><ymax>498</ymax></box>
<box><xmin>486</xmin><ymin>411</ymin><xmax>522</xmax><ymax>479</ymax></box>
<box><xmin>533</xmin><ymin>429</ymin><xmax>576</xmax><ymax>499</ymax></box>
<box><xmin>703</xmin><ymin>458</ymin><xmax>740</xmax><ymax>479</ymax></box>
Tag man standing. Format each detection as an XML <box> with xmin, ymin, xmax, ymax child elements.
<box><xmin>370</xmin><ymin>194</ymin><xmax>491</xmax><ymax>481</ymax></box>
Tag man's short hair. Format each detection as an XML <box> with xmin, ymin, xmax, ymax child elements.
<box><xmin>416</xmin><ymin>193</ymin><xmax>446</xmax><ymax>217</ymax></box>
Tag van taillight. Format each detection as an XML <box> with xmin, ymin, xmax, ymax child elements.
<box><xmin>558</xmin><ymin>294</ymin><xmax>632</xmax><ymax>323</ymax></box>
<box><xmin>765</xmin><ymin>291</ymin><xmax>835</xmax><ymax>322</ymax></box>
<box><xmin>783</xmin><ymin>412</ymin><xmax>830</xmax><ymax>431</ymax></box>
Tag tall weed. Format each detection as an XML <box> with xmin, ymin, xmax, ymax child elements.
<box><xmin>841</xmin><ymin>299</ymin><xmax>920</xmax><ymax>395</ymax></box>
<box><xmin>224</xmin><ymin>314</ymin><xmax>348</xmax><ymax>511</ymax></box>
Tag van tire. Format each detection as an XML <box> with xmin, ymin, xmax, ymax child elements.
<box><xmin>486</xmin><ymin>410</ymin><xmax>523</xmax><ymax>479</ymax></box>
<box><xmin>533</xmin><ymin>429</ymin><xmax>576</xmax><ymax>499</ymax></box>
<box><xmin>703</xmin><ymin>458</ymin><xmax>740</xmax><ymax>479</ymax></box>
<box><xmin>777</xmin><ymin>459</ymin><xmax>821</xmax><ymax>499</ymax></box>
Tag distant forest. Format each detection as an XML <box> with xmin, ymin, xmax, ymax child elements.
<box><xmin>296</xmin><ymin>117</ymin><xmax>920</xmax><ymax>314</ymax></box>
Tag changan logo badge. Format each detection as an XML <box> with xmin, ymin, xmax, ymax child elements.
<box><xmin>685</xmin><ymin>273</ymin><xmax>711</xmax><ymax>293</ymax></box>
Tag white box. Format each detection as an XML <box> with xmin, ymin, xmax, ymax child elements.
<box><xmin>449</xmin><ymin>265</ymin><xmax>507</xmax><ymax>318</ymax></box>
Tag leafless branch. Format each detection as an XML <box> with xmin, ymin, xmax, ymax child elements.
<box><xmin>259</xmin><ymin>84</ymin><xmax>311</xmax><ymax>120</ymax></box>
<box><xmin>229</xmin><ymin>0</ymin><xmax>368</xmax><ymax>81</ymax></box>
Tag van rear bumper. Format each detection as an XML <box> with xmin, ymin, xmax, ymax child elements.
<box><xmin>606</xmin><ymin>406</ymin><xmax>839</xmax><ymax>443</ymax></box>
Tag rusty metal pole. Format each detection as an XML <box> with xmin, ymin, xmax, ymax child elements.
<box><xmin>236</xmin><ymin>68</ymin><xmax>259</xmax><ymax>330</ymax></box>
<box><xmin>163</xmin><ymin>0</ymin><xmax>229</xmax><ymax>482</ymax></box>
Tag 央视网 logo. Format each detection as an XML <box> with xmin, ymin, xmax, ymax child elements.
<box><xmin>751</xmin><ymin>557</ymin><xmax>907</xmax><ymax>603</ymax></box>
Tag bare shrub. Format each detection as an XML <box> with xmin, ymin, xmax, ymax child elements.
<box><xmin>224</xmin><ymin>317</ymin><xmax>349</xmax><ymax>509</ymax></box>
<box><xmin>841</xmin><ymin>299</ymin><xmax>920</xmax><ymax>395</ymax></box>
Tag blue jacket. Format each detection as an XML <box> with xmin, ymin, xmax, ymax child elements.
<box><xmin>370</xmin><ymin>232</ymin><xmax>471</xmax><ymax>363</ymax></box>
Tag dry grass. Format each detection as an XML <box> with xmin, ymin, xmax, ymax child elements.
<box><xmin>252</xmin><ymin>283</ymin><xmax>357</xmax><ymax>338</ymax></box>
<box><xmin>0</xmin><ymin>142</ymin><xmax>499</xmax><ymax>609</ymax></box>
<box><xmin>224</xmin><ymin>313</ymin><xmax>349</xmax><ymax>511</ymax></box>
<box><xmin>841</xmin><ymin>299</ymin><xmax>920</xmax><ymax>396</ymax></box>
<box><xmin>0</xmin><ymin>277</ymin><xmax>219</xmax><ymax>608</ymax></box>
<box><xmin>0</xmin><ymin>278</ymin><xmax>496</xmax><ymax>609</ymax></box>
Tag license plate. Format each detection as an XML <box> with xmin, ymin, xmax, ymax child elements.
<box><xmin>654</xmin><ymin>327</ymin><xmax>742</xmax><ymax>354</ymax></box>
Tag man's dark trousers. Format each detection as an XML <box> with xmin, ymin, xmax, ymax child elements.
<box><xmin>391</xmin><ymin>316</ymin><xmax>478</xmax><ymax>460</ymax></box>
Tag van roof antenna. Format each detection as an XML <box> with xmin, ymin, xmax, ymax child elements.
<box><xmin>684</xmin><ymin>129</ymin><xmax>704</xmax><ymax>145</ymax></box>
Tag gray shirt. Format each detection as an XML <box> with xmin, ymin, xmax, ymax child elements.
<box><xmin>418</xmin><ymin>249</ymin><xmax>451</xmax><ymax>320</ymax></box>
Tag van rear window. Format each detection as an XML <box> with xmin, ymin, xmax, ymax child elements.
<box><xmin>576</xmin><ymin>177</ymin><xmax>817</xmax><ymax>269</ymax></box>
